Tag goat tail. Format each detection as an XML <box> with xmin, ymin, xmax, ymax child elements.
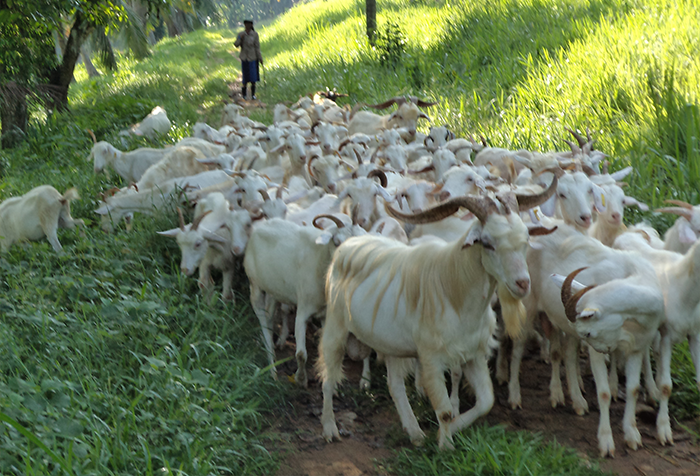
<box><xmin>61</xmin><ymin>187</ymin><xmax>81</xmax><ymax>203</ymax></box>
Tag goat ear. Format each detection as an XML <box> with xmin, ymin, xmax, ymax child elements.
<box><xmin>591</xmin><ymin>185</ymin><xmax>606</xmax><ymax>212</ymax></box>
<box><xmin>550</xmin><ymin>273</ymin><xmax>587</xmax><ymax>292</ymax></box>
<box><xmin>157</xmin><ymin>228</ymin><xmax>181</xmax><ymax>237</ymax></box>
<box><xmin>678</xmin><ymin>220</ymin><xmax>698</xmax><ymax>244</ymax></box>
<box><xmin>622</xmin><ymin>196</ymin><xmax>649</xmax><ymax>211</ymax></box>
<box><xmin>461</xmin><ymin>225</ymin><xmax>482</xmax><ymax>249</ymax></box>
<box><xmin>610</xmin><ymin>166</ymin><xmax>633</xmax><ymax>181</ymax></box>
<box><xmin>315</xmin><ymin>233</ymin><xmax>332</xmax><ymax>245</ymax></box>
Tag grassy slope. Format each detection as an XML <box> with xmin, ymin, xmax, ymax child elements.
<box><xmin>0</xmin><ymin>0</ymin><xmax>698</xmax><ymax>474</ymax></box>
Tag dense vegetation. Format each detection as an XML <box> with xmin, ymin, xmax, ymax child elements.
<box><xmin>0</xmin><ymin>0</ymin><xmax>698</xmax><ymax>474</ymax></box>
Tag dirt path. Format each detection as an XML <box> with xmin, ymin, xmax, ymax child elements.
<box><xmin>267</xmin><ymin>333</ymin><xmax>700</xmax><ymax>476</ymax></box>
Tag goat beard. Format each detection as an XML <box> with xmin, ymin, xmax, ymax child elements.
<box><xmin>498</xmin><ymin>283</ymin><xmax>526</xmax><ymax>339</ymax></box>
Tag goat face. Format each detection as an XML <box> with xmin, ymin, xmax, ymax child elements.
<box><xmin>471</xmin><ymin>212</ymin><xmax>531</xmax><ymax>299</ymax></box>
<box><xmin>91</xmin><ymin>142</ymin><xmax>118</xmax><ymax>174</ymax></box>
<box><xmin>176</xmin><ymin>229</ymin><xmax>209</xmax><ymax>276</ymax></box>
<box><xmin>226</xmin><ymin>210</ymin><xmax>253</xmax><ymax>256</ymax></box>
<box><xmin>556</xmin><ymin>172</ymin><xmax>597</xmax><ymax>229</ymax></box>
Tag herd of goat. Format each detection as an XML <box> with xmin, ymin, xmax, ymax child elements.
<box><xmin>2</xmin><ymin>93</ymin><xmax>700</xmax><ymax>458</ymax></box>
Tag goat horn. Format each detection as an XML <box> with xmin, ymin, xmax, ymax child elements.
<box><xmin>354</xmin><ymin>148</ymin><xmax>363</xmax><ymax>165</ymax></box>
<box><xmin>276</xmin><ymin>185</ymin><xmax>285</xmax><ymax>199</ymax></box>
<box><xmin>562</xmin><ymin>267</ymin><xmax>595</xmax><ymax>323</ymax></box>
<box><xmin>385</xmin><ymin>194</ymin><xmax>497</xmax><ymax>224</ymax></box>
<box><xmin>602</xmin><ymin>161</ymin><xmax>610</xmax><ymax>175</ymax></box>
<box><xmin>177</xmin><ymin>207</ymin><xmax>186</xmax><ymax>231</ymax></box>
<box><xmin>581</xmin><ymin>163</ymin><xmax>598</xmax><ymax>176</ymax></box>
<box><xmin>259</xmin><ymin>189</ymin><xmax>270</xmax><ymax>201</ymax></box>
<box><xmin>655</xmin><ymin>207</ymin><xmax>694</xmax><ymax>221</ymax></box>
<box><xmin>367</xmin><ymin>169</ymin><xmax>388</xmax><ymax>188</ymax></box>
<box><xmin>408</xmin><ymin>164</ymin><xmax>435</xmax><ymax>175</ymax></box>
<box><xmin>307</xmin><ymin>155</ymin><xmax>319</xmax><ymax>179</ymax></box>
<box><xmin>191</xmin><ymin>210</ymin><xmax>212</xmax><ymax>231</ymax></box>
<box><xmin>528</xmin><ymin>225</ymin><xmax>558</xmax><ymax>236</ymax></box>
<box><xmin>313</xmin><ymin>214</ymin><xmax>345</xmax><ymax>229</ymax></box>
<box><xmin>415</xmin><ymin>99</ymin><xmax>438</xmax><ymax>108</ymax></box>
<box><xmin>564</xmin><ymin>139</ymin><xmax>581</xmax><ymax>156</ymax></box>
<box><xmin>87</xmin><ymin>129</ymin><xmax>97</xmax><ymax>144</ymax></box>
<box><xmin>515</xmin><ymin>175</ymin><xmax>558</xmax><ymax>212</ymax></box>
<box><xmin>367</xmin><ymin>97</ymin><xmax>402</xmax><ymax>110</ymax></box>
<box><xmin>566</xmin><ymin>127</ymin><xmax>587</xmax><ymax>147</ymax></box>
<box><xmin>664</xmin><ymin>199</ymin><xmax>694</xmax><ymax>210</ymax></box>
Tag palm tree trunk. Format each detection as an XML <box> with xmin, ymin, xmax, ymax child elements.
<box><xmin>366</xmin><ymin>0</ymin><xmax>377</xmax><ymax>43</ymax></box>
<box><xmin>81</xmin><ymin>46</ymin><xmax>101</xmax><ymax>78</ymax></box>
<box><xmin>48</xmin><ymin>11</ymin><xmax>94</xmax><ymax>111</ymax></box>
<box><xmin>0</xmin><ymin>82</ymin><xmax>29</xmax><ymax>149</ymax></box>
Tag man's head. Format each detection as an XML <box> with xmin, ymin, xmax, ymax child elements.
<box><xmin>244</xmin><ymin>20</ymin><xmax>253</xmax><ymax>32</ymax></box>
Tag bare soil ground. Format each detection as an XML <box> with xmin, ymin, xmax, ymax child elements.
<box><xmin>266</xmin><ymin>327</ymin><xmax>700</xmax><ymax>476</ymax></box>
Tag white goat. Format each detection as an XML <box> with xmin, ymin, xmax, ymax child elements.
<box><xmin>613</xmin><ymin>231</ymin><xmax>700</xmax><ymax>447</ymax></box>
<box><xmin>243</xmin><ymin>215</ymin><xmax>366</xmax><ymax>387</ymax></box>
<box><xmin>507</xmin><ymin>222</ymin><xmax>665</xmax><ymax>457</ymax></box>
<box><xmin>87</xmin><ymin>135</ymin><xmax>169</xmax><ymax>183</ymax></box>
<box><xmin>348</xmin><ymin>96</ymin><xmax>435</xmax><ymax>140</ymax></box>
<box><xmin>120</xmin><ymin>106</ymin><xmax>171</xmax><ymax>139</ymax></box>
<box><xmin>0</xmin><ymin>186</ymin><xmax>84</xmax><ymax>252</ymax></box>
<box><xmin>656</xmin><ymin>200</ymin><xmax>700</xmax><ymax>253</ymax></box>
<box><xmin>136</xmin><ymin>146</ymin><xmax>210</xmax><ymax>191</ymax></box>
<box><xmin>319</xmin><ymin>182</ymin><xmax>557</xmax><ymax>449</ymax></box>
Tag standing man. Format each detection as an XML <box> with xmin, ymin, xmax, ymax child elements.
<box><xmin>234</xmin><ymin>19</ymin><xmax>263</xmax><ymax>100</ymax></box>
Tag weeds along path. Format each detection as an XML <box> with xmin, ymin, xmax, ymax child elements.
<box><xmin>267</xmin><ymin>324</ymin><xmax>700</xmax><ymax>476</ymax></box>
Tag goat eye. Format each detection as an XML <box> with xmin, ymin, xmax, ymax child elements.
<box><xmin>467</xmin><ymin>177</ymin><xmax>473</xmax><ymax>182</ymax></box>
<box><xmin>558</xmin><ymin>193</ymin><xmax>566</xmax><ymax>199</ymax></box>
<box><xmin>482</xmin><ymin>242</ymin><xmax>495</xmax><ymax>251</ymax></box>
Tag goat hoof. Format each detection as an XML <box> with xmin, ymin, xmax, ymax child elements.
<box><xmin>599</xmin><ymin>434</ymin><xmax>615</xmax><ymax>458</ymax></box>
<box><xmin>323</xmin><ymin>423</ymin><xmax>341</xmax><ymax>443</ymax></box>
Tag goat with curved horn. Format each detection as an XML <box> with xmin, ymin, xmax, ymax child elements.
<box><xmin>385</xmin><ymin>195</ymin><xmax>498</xmax><ymax>225</ymax></box>
<box><xmin>366</xmin><ymin>97</ymin><xmax>404</xmax><ymax>110</ymax></box>
<box><xmin>655</xmin><ymin>206</ymin><xmax>694</xmax><ymax>221</ymax></box>
<box><xmin>407</xmin><ymin>96</ymin><xmax>438</xmax><ymax>108</ymax></box>
<box><xmin>313</xmin><ymin>214</ymin><xmax>345</xmax><ymax>229</ymax></box>
<box><xmin>664</xmin><ymin>199</ymin><xmax>694</xmax><ymax>209</ymax></box>
<box><xmin>514</xmin><ymin>175</ymin><xmax>558</xmax><ymax>211</ymax></box>
<box><xmin>367</xmin><ymin>169</ymin><xmax>388</xmax><ymax>188</ymax></box>
<box><xmin>561</xmin><ymin>267</ymin><xmax>596</xmax><ymax>322</ymax></box>
<box><xmin>191</xmin><ymin>210</ymin><xmax>212</xmax><ymax>231</ymax></box>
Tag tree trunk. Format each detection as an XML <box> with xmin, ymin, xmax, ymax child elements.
<box><xmin>366</xmin><ymin>0</ymin><xmax>377</xmax><ymax>43</ymax></box>
<box><xmin>48</xmin><ymin>11</ymin><xmax>94</xmax><ymax>111</ymax></box>
<box><xmin>0</xmin><ymin>83</ymin><xmax>29</xmax><ymax>149</ymax></box>
<box><xmin>81</xmin><ymin>46</ymin><xmax>101</xmax><ymax>78</ymax></box>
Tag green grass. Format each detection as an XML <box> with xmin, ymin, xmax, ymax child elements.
<box><xmin>1</xmin><ymin>0</ymin><xmax>699</xmax><ymax>474</ymax></box>
<box><xmin>386</xmin><ymin>424</ymin><xmax>610</xmax><ymax>476</ymax></box>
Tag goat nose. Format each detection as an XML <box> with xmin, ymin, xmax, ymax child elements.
<box><xmin>233</xmin><ymin>246</ymin><xmax>243</xmax><ymax>255</ymax></box>
<box><xmin>409</xmin><ymin>129</ymin><xmax>416</xmax><ymax>136</ymax></box>
<box><xmin>439</xmin><ymin>191</ymin><xmax>451</xmax><ymax>201</ymax></box>
<box><xmin>580</xmin><ymin>214</ymin><xmax>592</xmax><ymax>226</ymax></box>
<box><xmin>515</xmin><ymin>279</ymin><xmax>530</xmax><ymax>294</ymax></box>
<box><xmin>327</xmin><ymin>183</ymin><xmax>336</xmax><ymax>193</ymax></box>
<box><xmin>611</xmin><ymin>212</ymin><xmax>621</xmax><ymax>222</ymax></box>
